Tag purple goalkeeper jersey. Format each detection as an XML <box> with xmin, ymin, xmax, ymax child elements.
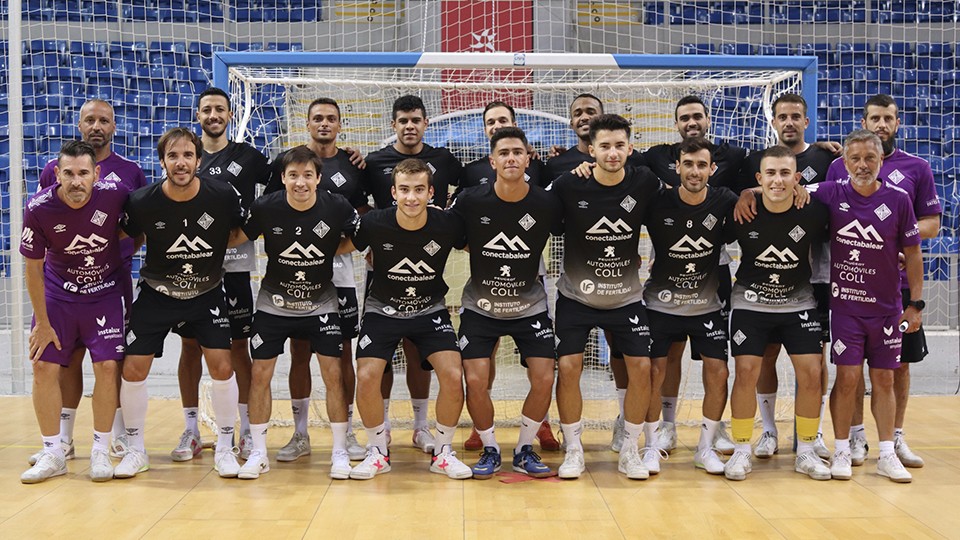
<box><xmin>808</xmin><ymin>180</ymin><xmax>920</xmax><ymax>316</ymax></box>
<box><xmin>20</xmin><ymin>183</ymin><xmax>128</xmax><ymax>303</ymax></box>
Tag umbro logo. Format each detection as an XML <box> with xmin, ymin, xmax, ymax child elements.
<box><xmin>578</xmin><ymin>200</ymin><xmax>589</xmax><ymax>209</ymax></box>
<box><xmin>586</xmin><ymin>217</ymin><xmax>632</xmax><ymax>234</ymax></box>
<box><xmin>272</xmin><ymin>227</ymin><xmax>283</xmax><ymax>235</ymax></box>
<box><xmin>480</xmin><ymin>216</ymin><xmax>490</xmax><ymax>225</ymax></box>
<box><xmin>54</xmin><ymin>224</ymin><xmax>67</xmax><ymax>233</ymax></box>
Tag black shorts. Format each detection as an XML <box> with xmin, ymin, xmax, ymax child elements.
<box><xmin>336</xmin><ymin>287</ymin><xmax>360</xmax><ymax>340</ymax></box>
<box><xmin>126</xmin><ymin>283</ymin><xmax>232</xmax><ymax>355</ymax></box>
<box><xmin>899</xmin><ymin>289</ymin><xmax>929</xmax><ymax>363</ymax></box>
<box><xmin>648</xmin><ymin>309</ymin><xmax>728</xmax><ymax>361</ymax></box>
<box><xmin>176</xmin><ymin>272</ymin><xmax>253</xmax><ymax>340</ymax></box>
<box><xmin>729</xmin><ymin>308</ymin><xmax>822</xmax><ymax>357</ymax></box>
<box><xmin>458</xmin><ymin>309</ymin><xmax>556</xmax><ymax>367</ymax></box>
<box><xmin>356</xmin><ymin>310</ymin><xmax>459</xmax><ymax>370</ymax></box>
<box><xmin>554</xmin><ymin>293</ymin><xmax>650</xmax><ymax>358</ymax></box>
<box><xmin>691</xmin><ymin>263</ymin><xmax>732</xmax><ymax>361</ymax></box>
<box><xmin>249</xmin><ymin>311</ymin><xmax>342</xmax><ymax>360</ymax></box>
<box><xmin>812</xmin><ymin>283</ymin><xmax>831</xmax><ymax>342</ymax></box>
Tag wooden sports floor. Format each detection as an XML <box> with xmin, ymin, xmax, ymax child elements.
<box><xmin>0</xmin><ymin>395</ymin><xmax>958</xmax><ymax>539</ymax></box>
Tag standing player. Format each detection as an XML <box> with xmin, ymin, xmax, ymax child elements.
<box><xmin>361</xmin><ymin>95</ymin><xmax>463</xmax><ymax>453</ymax></box>
<box><xmin>344</xmin><ymin>158</ymin><xmax>471</xmax><ymax>480</ymax></box>
<box><xmin>724</xmin><ymin>146</ymin><xmax>831</xmax><ymax>482</ymax></box>
<box><xmin>234</xmin><ymin>146</ymin><xmax>360</xmax><ymax>480</ymax></box>
<box><xmin>825</xmin><ymin>95</ymin><xmax>941</xmax><ymax>469</ymax></box>
<box><xmin>262</xmin><ymin>98</ymin><xmax>368</xmax><ymax>463</ymax></box>
<box><xmin>21</xmin><ymin>141</ymin><xmax>130</xmax><ymax>483</ymax></box>
<box><xmin>115</xmin><ymin>128</ymin><xmax>244</xmax><ymax>479</ymax></box>
<box><xmin>29</xmin><ymin>99</ymin><xmax>147</xmax><ymax>464</ymax></box>
<box><xmin>642</xmin><ymin>137</ymin><xmax>739</xmax><ymax>475</ymax></box>
<box><xmin>172</xmin><ymin>87</ymin><xmax>271</xmax><ymax>463</ymax></box>
<box><xmin>810</xmin><ymin>129</ymin><xmax>923</xmax><ymax>483</ymax></box>
<box><xmin>549</xmin><ymin>114</ymin><xmax>660</xmax><ymax>480</ymax></box>
<box><xmin>451</xmin><ymin>127</ymin><xmax>562</xmax><ymax>478</ymax></box>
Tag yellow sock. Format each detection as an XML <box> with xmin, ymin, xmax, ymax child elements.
<box><xmin>796</xmin><ymin>415</ymin><xmax>819</xmax><ymax>444</ymax></box>
<box><xmin>731</xmin><ymin>417</ymin><xmax>754</xmax><ymax>445</ymax></box>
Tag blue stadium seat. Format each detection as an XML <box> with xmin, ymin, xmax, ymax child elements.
<box><xmin>669</xmin><ymin>2</ymin><xmax>711</xmax><ymax>24</ymax></box>
<box><xmin>719</xmin><ymin>43</ymin><xmax>753</xmax><ymax>55</ymax></box>
<box><xmin>873</xmin><ymin>0</ymin><xmax>918</xmax><ymax>23</ymax></box>
<box><xmin>758</xmin><ymin>43</ymin><xmax>790</xmax><ymax>56</ymax></box>
<box><xmin>680</xmin><ymin>43</ymin><xmax>714</xmax><ymax>55</ymax></box>
<box><xmin>642</xmin><ymin>2</ymin><xmax>665</xmax><ymax>25</ymax></box>
<box><xmin>88</xmin><ymin>0</ymin><xmax>120</xmax><ymax>21</ymax></box>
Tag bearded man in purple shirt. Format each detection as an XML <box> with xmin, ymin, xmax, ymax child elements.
<box><xmin>809</xmin><ymin>129</ymin><xmax>923</xmax><ymax>483</ymax></box>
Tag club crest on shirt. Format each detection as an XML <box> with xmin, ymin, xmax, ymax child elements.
<box><xmin>423</xmin><ymin>240</ymin><xmax>440</xmax><ymax>256</ymax></box>
<box><xmin>198</xmin><ymin>213</ymin><xmax>214</xmax><ymax>230</ymax></box>
<box><xmin>887</xmin><ymin>169</ymin><xmax>904</xmax><ymax>184</ymax></box>
<box><xmin>227</xmin><ymin>161</ymin><xmax>243</xmax><ymax>176</ymax></box>
<box><xmin>90</xmin><ymin>210</ymin><xmax>108</xmax><ymax>227</ymax></box>
<box><xmin>330</xmin><ymin>171</ymin><xmax>347</xmax><ymax>187</ymax></box>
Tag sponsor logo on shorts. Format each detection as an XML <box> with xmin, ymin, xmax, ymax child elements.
<box><xmin>251</xmin><ymin>333</ymin><xmax>263</xmax><ymax>349</ymax></box>
<box><xmin>799</xmin><ymin>311</ymin><xmax>809</xmax><ymax>321</ymax></box>
<box><xmin>883</xmin><ymin>325</ymin><xmax>893</xmax><ymax>336</ymax></box>
<box><xmin>97</xmin><ymin>316</ymin><xmax>106</xmax><ymax>327</ymax></box>
<box><xmin>733</xmin><ymin>330</ymin><xmax>746</xmax><ymax>345</ymax></box>
<box><xmin>458</xmin><ymin>335</ymin><xmax>469</xmax><ymax>350</ymax></box>
<box><xmin>126</xmin><ymin>330</ymin><xmax>136</xmax><ymax>344</ymax></box>
<box><xmin>359</xmin><ymin>335</ymin><xmax>372</xmax><ymax>349</ymax></box>
<box><xmin>833</xmin><ymin>339</ymin><xmax>847</xmax><ymax>355</ymax></box>
<box><xmin>703</xmin><ymin>320</ymin><xmax>714</xmax><ymax>330</ymax></box>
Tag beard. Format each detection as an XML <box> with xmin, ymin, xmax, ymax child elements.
<box><xmin>881</xmin><ymin>134</ymin><xmax>896</xmax><ymax>156</ymax></box>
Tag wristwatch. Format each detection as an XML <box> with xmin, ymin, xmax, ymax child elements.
<box><xmin>907</xmin><ymin>299</ymin><xmax>926</xmax><ymax>311</ymax></box>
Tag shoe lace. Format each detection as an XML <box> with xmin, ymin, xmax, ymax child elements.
<box><xmin>177</xmin><ymin>431</ymin><xmax>195</xmax><ymax>448</ymax></box>
<box><xmin>478</xmin><ymin>449</ymin><xmax>499</xmax><ymax>466</ymax></box>
<box><xmin>833</xmin><ymin>452</ymin><xmax>851</xmax><ymax>467</ymax></box>
<box><xmin>640</xmin><ymin>446</ymin><xmax>669</xmax><ymax>462</ymax></box>
<box><xmin>521</xmin><ymin>447</ymin><xmax>544</xmax><ymax>464</ymax></box>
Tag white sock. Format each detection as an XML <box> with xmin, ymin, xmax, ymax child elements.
<box><xmin>478</xmin><ymin>426</ymin><xmax>499</xmax><ymax>452</ymax></box>
<box><xmin>250</xmin><ymin>422</ymin><xmax>269</xmax><ymax>455</ymax></box>
<box><xmin>797</xmin><ymin>440</ymin><xmax>813</xmax><ymax>454</ymax></box>
<box><xmin>120</xmin><ymin>377</ymin><xmax>149</xmax><ymax>452</ymax></box>
<box><xmin>849</xmin><ymin>424</ymin><xmax>865</xmax><ymax>439</ymax></box>
<box><xmin>93</xmin><ymin>430</ymin><xmax>111</xmax><ymax>454</ymax></box>
<box><xmin>238</xmin><ymin>403</ymin><xmax>250</xmax><ymax>436</ymax></box>
<box><xmin>42</xmin><ymin>434</ymin><xmax>65</xmax><ymax>459</ymax></box>
<box><xmin>383</xmin><ymin>399</ymin><xmax>392</xmax><ymax>432</ymax></box>
<box><xmin>835</xmin><ymin>438</ymin><xmax>851</xmax><ymax>453</ymax></box>
<box><xmin>735</xmin><ymin>442</ymin><xmax>751</xmax><ymax>454</ymax></box>
<box><xmin>291</xmin><ymin>398</ymin><xmax>310</xmax><ymax>436</ymax></box>
<box><xmin>699</xmin><ymin>417</ymin><xmax>720</xmax><ymax>452</ymax></box>
<box><xmin>184</xmin><ymin>407</ymin><xmax>200</xmax><ymax>437</ymax></box>
<box><xmin>816</xmin><ymin>395</ymin><xmax>827</xmax><ymax>435</ymax></box>
<box><xmin>60</xmin><ymin>408</ymin><xmax>77</xmax><ymax>443</ymax></box>
<box><xmin>331</xmin><ymin>422</ymin><xmax>348</xmax><ymax>452</ymax></box>
<box><xmin>894</xmin><ymin>427</ymin><xmax>904</xmax><ymax>439</ymax></box>
<box><xmin>411</xmin><ymin>398</ymin><xmax>429</xmax><ymax>431</ymax></box>
<box><xmin>623</xmin><ymin>420</ymin><xmax>642</xmax><ymax>448</ymax></box>
<box><xmin>542</xmin><ymin>411</ymin><xmax>551</xmax><ymax>424</ymax></box>
<box><xmin>346</xmin><ymin>404</ymin><xmax>355</xmax><ymax>435</ymax></box>
<box><xmin>366</xmin><ymin>423</ymin><xmax>388</xmax><ymax>456</ymax></box>
<box><xmin>516</xmin><ymin>415</ymin><xmax>540</xmax><ymax>453</ymax></box>
<box><xmin>210</xmin><ymin>374</ymin><xmax>239</xmax><ymax>453</ymax></box>
<box><xmin>434</xmin><ymin>422</ymin><xmax>456</xmax><ymax>455</ymax></box>
<box><xmin>561</xmin><ymin>421</ymin><xmax>583</xmax><ymax>450</ymax></box>
<box><xmin>879</xmin><ymin>440</ymin><xmax>895</xmax><ymax>458</ymax></box>
<box><xmin>616</xmin><ymin>388</ymin><xmax>626</xmax><ymax>419</ymax></box>
<box><xmin>757</xmin><ymin>393</ymin><xmax>778</xmax><ymax>435</ymax></box>
<box><xmin>643</xmin><ymin>421</ymin><xmax>657</xmax><ymax>448</ymax></box>
<box><xmin>661</xmin><ymin>397</ymin><xmax>678</xmax><ymax>424</ymax></box>
<box><xmin>112</xmin><ymin>408</ymin><xmax>125</xmax><ymax>439</ymax></box>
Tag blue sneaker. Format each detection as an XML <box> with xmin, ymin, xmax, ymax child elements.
<box><xmin>472</xmin><ymin>446</ymin><xmax>502</xmax><ymax>480</ymax></box>
<box><xmin>513</xmin><ymin>444</ymin><xmax>553</xmax><ymax>478</ymax></box>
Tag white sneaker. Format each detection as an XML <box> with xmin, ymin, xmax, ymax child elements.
<box><xmin>21</xmin><ymin>452</ymin><xmax>67</xmax><ymax>484</ymax></box>
<box><xmin>618</xmin><ymin>444</ymin><xmax>649</xmax><ymax>480</ymax></box>
<box><xmin>694</xmin><ymin>447</ymin><xmax>726</xmax><ymax>475</ymax></box>
<box><xmin>851</xmin><ymin>433</ymin><xmax>868</xmax><ymax>466</ymax></box>
<box><xmin>795</xmin><ymin>451</ymin><xmax>831</xmax><ymax>480</ymax></box>
<box><xmin>813</xmin><ymin>433</ymin><xmax>831</xmax><ymax>460</ymax></box>
<box><xmin>114</xmin><ymin>449</ymin><xmax>149</xmax><ymax>479</ymax></box>
<box><xmin>611</xmin><ymin>416</ymin><xmax>625</xmax><ymax>453</ymax></box>
<box><xmin>276</xmin><ymin>432</ymin><xmax>311</xmax><ymax>462</ymax></box>
<box><xmin>655</xmin><ymin>421</ymin><xmax>677</xmax><ymax>453</ymax></box>
<box><xmin>238</xmin><ymin>451</ymin><xmax>270</xmax><ymax>480</ymax></box>
<box><xmin>215</xmin><ymin>448</ymin><xmax>241</xmax><ymax>478</ymax></box>
<box><xmin>349</xmin><ymin>448</ymin><xmax>391</xmax><ymax>480</ymax></box>
<box><xmin>238</xmin><ymin>433</ymin><xmax>253</xmax><ymax>460</ymax></box>
<box><xmin>877</xmin><ymin>453</ymin><xmax>912</xmax><ymax>483</ymax></box>
<box><xmin>640</xmin><ymin>446</ymin><xmax>667</xmax><ymax>475</ymax></box>
<box><xmin>723</xmin><ymin>450</ymin><xmax>752</xmax><ymax>481</ymax></box>
<box><xmin>754</xmin><ymin>431</ymin><xmax>779</xmax><ymax>458</ymax></box>
<box><xmin>28</xmin><ymin>440</ymin><xmax>74</xmax><ymax>466</ymax></box>
<box><xmin>895</xmin><ymin>435</ymin><xmax>924</xmax><ymax>468</ymax></box>
<box><xmin>714</xmin><ymin>423</ymin><xmax>736</xmax><ymax>456</ymax></box>
<box><xmin>830</xmin><ymin>450</ymin><xmax>852</xmax><ymax>480</ymax></box>
<box><xmin>558</xmin><ymin>446</ymin><xmax>585</xmax><ymax>479</ymax></box>
<box><xmin>429</xmin><ymin>447</ymin><xmax>472</xmax><ymax>479</ymax></box>
<box><xmin>89</xmin><ymin>449</ymin><xmax>114</xmax><ymax>482</ymax></box>
<box><xmin>170</xmin><ymin>430</ymin><xmax>202</xmax><ymax>462</ymax></box>
<box><xmin>110</xmin><ymin>435</ymin><xmax>129</xmax><ymax>458</ymax></box>
<box><xmin>345</xmin><ymin>432</ymin><xmax>366</xmax><ymax>461</ymax></box>
<box><xmin>412</xmin><ymin>427</ymin><xmax>436</xmax><ymax>454</ymax></box>
<box><xmin>330</xmin><ymin>449</ymin><xmax>352</xmax><ymax>480</ymax></box>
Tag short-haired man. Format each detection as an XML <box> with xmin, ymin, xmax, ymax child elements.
<box><xmin>171</xmin><ymin>87</ymin><xmax>271</xmax><ymax>463</ymax></box>
<box><xmin>344</xmin><ymin>158</ymin><xmax>471</xmax><ymax>480</ymax></box>
<box><xmin>360</xmin><ymin>95</ymin><xmax>464</xmax><ymax>453</ymax></box>
<box><xmin>724</xmin><ymin>146</ymin><xmax>831</xmax><ymax>482</ymax></box>
<box><xmin>811</xmin><ymin>129</ymin><xmax>923</xmax><ymax>483</ymax></box>
<box><xmin>30</xmin><ymin>99</ymin><xmax>147</xmax><ymax>463</ymax></box>
<box><xmin>233</xmin><ymin>146</ymin><xmax>360</xmax><ymax>480</ymax></box>
<box><xmin>21</xmin><ymin>141</ymin><xmax>130</xmax><ymax>483</ymax></box>
<box><xmin>451</xmin><ymin>127</ymin><xmax>562</xmax><ymax>478</ymax></box>
<box><xmin>642</xmin><ymin>137</ymin><xmax>739</xmax><ymax>475</ymax></box>
<box><xmin>115</xmin><ymin>128</ymin><xmax>245</xmax><ymax>479</ymax></box>
<box><xmin>262</xmin><ymin>97</ymin><xmax>368</xmax><ymax>463</ymax></box>
<box><xmin>549</xmin><ymin>114</ymin><xmax>660</xmax><ymax>480</ymax></box>
<box><xmin>824</xmin><ymin>95</ymin><xmax>941</xmax><ymax>469</ymax></box>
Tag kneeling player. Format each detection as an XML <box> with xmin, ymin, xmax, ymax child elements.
<box><xmin>232</xmin><ymin>146</ymin><xmax>360</xmax><ymax>480</ymax></box>
<box><xmin>726</xmin><ymin>146</ymin><xmax>831</xmax><ymax>481</ymax></box>
<box><xmin>451</xmin><ymin>127</ymin><xmax>562</xmax><ymax>478</ymax></box>
<box><xmin>343</xmin><ymin>158</ymin><xmax>471</xmax><ymax>480</ymax></box>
